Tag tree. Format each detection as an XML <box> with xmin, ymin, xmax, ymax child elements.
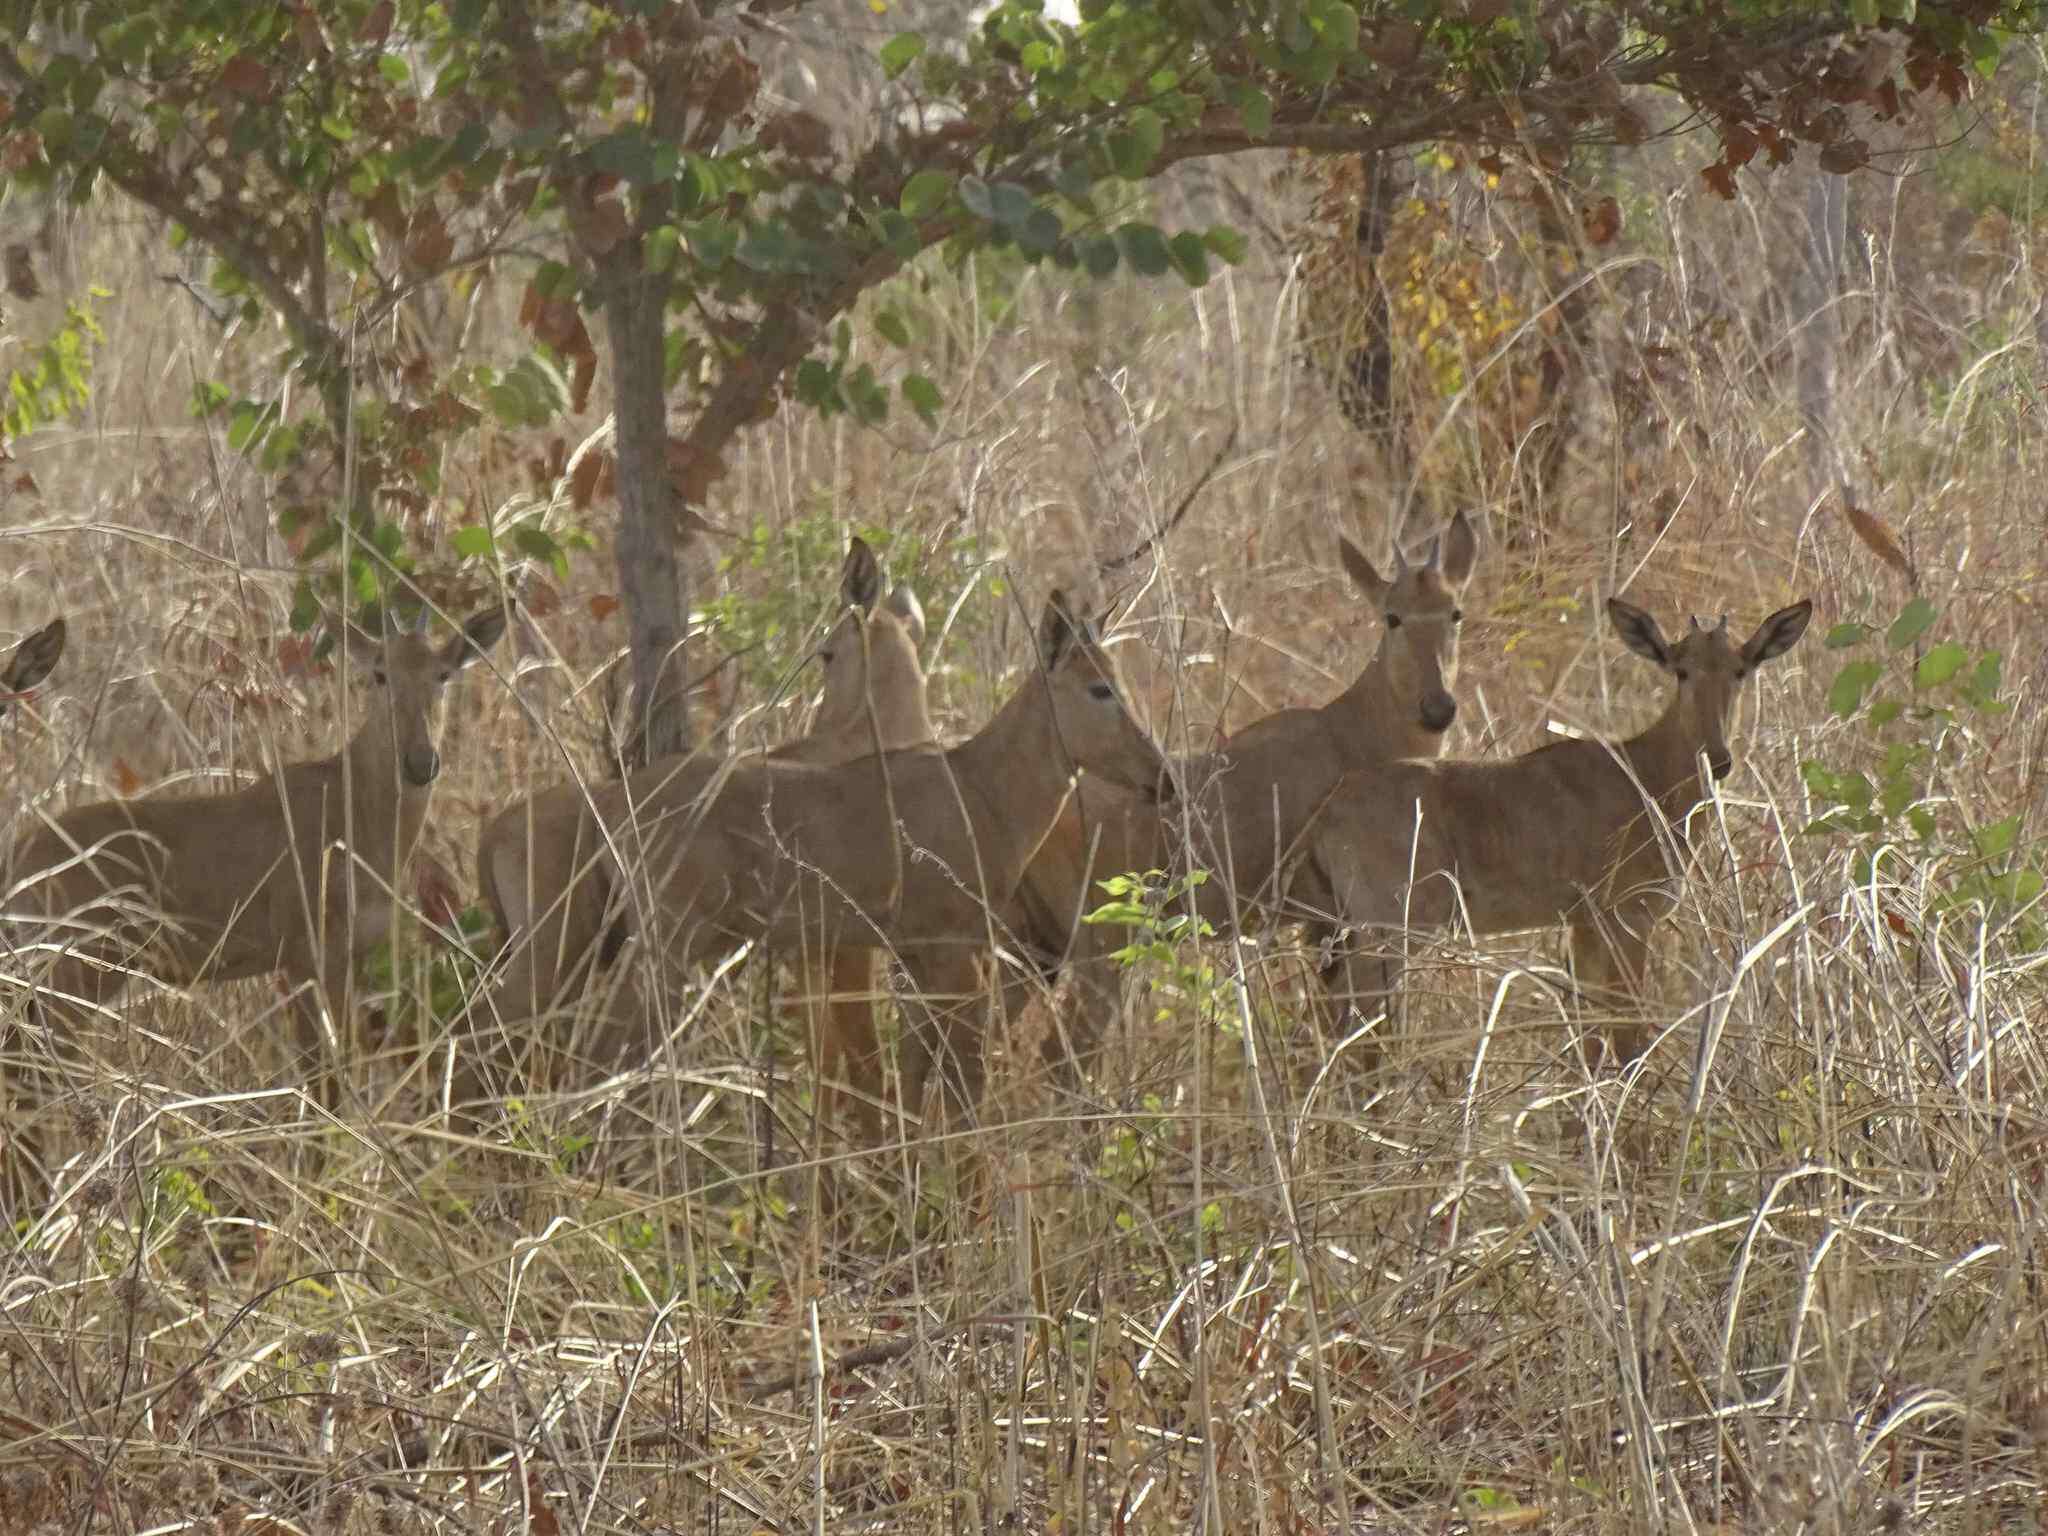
<box><xmin>2</xmin><ymin>0</ymin><xmax>2036</xmax><ymax>758</ymax></box>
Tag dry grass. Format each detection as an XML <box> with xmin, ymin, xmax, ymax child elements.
<box><xmin>4</xmin><ymin>126</ymin><xmax>2048</xmax><ymax>1533</ymax></box>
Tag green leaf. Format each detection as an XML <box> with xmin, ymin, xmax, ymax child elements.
<box><xmin>1233</xmin><ymin>83</ymin><xmax>1273</xmax><ymax>139</ymax></box>
<box><xmin>902</xmin><ymin>374</ymin><xmax>942</xmax><ymax>426</ymax></box>
<box><xmin>1107</xmin><ymin>112</ymin><xmax>1163</xmax><ymax>179</ymax></box>
<box><xmin>986</xmin><ymin>181</ymin><xmax>1038</xmax><ymax>231</ymax></box>
<box><xmin>377</xmin><ymin>53</ymin><xmax>410</xmax><ymax>88</ymax></box>
<box><xmin>1167</xmin><ymin>230</ymin><xmax>1210</xmax><ymax>287</ymax></box>
<box><xmin>1827</xmin><ymin>659</ymin><xmax>1882</xmax><ymax>718</ymax></box>
<box><xmin>586</xmin><ymin>128</ymin><xmax>660</xmax><ymax>185</ymax></box>
<box><xmin>1868</xmin><ymin>699</ymin><xmax>1903</xmax><ymax>726</ymax></box>
<box><xmin>1079</xmin><ymin>235</ymin><xmax>1120</xmax><ymax>277</ymax></box>
<box><xmin>452</xmin><ymin>525</ymin><xmax>495</xmax><ymax>559</ymax></box>
<box><xmin>1823</xmin><ymin>621</ymin><xmax>1870</xmax><ymax>650</ymax></box>
<box><xmin>1886</xmin><ymin>597</ymin><xmax>1938</xmax><ymax>649</ymax></box>
<box><xmin>1116</xmin><ymin>222</ymin><xmax>1172</xmax><ymax>276</ymax></box>
<box><xmin>875</xmin><ymin>308</ymin><xmax>910</xmax><ymax>348</ymax></box>
<box><xmin>957</xmin><ymin>175</ymin><xmax>994</xmax><ymax>219</ymax></box>
<box><xmin>683</xmin><ymin>218</ymin><xmax>736</xmax><ymax>270</ymax></box>
<box><xmin>1974</xmin><ymin>814</ymin><xmax>2022</xmax><ymax>860</ymax></box>
<box><xmin>901</xmin><ymin>169</ymin><xmax>954</xmax><ymax>219</ymax></box>
<box><xmin>1915</xmin><ymin>643</ymin><xmax>1968</xmax><ymax>688</ymax></box>
<box><xmin>1203</xmin><ymin>225</ymin><xmax>1249</xmax><ymax>265</ymax></box>
<box><xmin>880</xmin><ymin>31</ymin><xmax>926</xmax><ymax>81</ymax></box>
<box><xmin>645</xmin><ymin>224</ymin><xmax>681</xmax><ymax>274</ymax></box>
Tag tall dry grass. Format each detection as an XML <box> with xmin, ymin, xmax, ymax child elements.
<box><xmin>3</xmin><ymin>104</ymin><xmax>2048</xmax><ymax>1531</ymax></box>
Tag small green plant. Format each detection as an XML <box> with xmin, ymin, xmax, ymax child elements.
<box><xmin>1801</xmin><ymin>597</ymin><xmax>2040</xmax><ymax>945</ymax></box>
<box><xmin>696</xmin><ymin>505</ymin><xmax>999</xmax><ymax>697</ymax></box>
<box><xmin>1083</xmin><ymin>867</ymin><xmax>1220</xmax><ymax>1022</ymax></box>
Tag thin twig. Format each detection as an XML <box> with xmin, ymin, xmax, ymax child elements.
<box><xmin>1101</xmin><ymin>422</ymin><xmax>1240</xmax><ymax>573</ymax></box>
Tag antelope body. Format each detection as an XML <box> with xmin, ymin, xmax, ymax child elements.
<box><xmin>1298</xmin><ymin>597</ymin><xmax>1812</xmax><ymax>1063</ymax></box>
<box><xmin>462</xmin><ymin>539</ymin><xmax>935</xmax><ymax>1108</ymax></box>
<box><xmin>889</xmin><ymin>512</ymin><xmax>1480</xmax><ymax>1107</ymax></box>
<box><xmin>6</xmin><ymin>606</ymin><xmax>506</xmax><ymax>1071</ymax></box>
<box><xmin>472</xmin><ymin>538</ymin><xmax>935</xmax><ymax>1023</ymax></box>
<box><xmin>589</xmin><ymin>592</ymin><xmax>1170</xmax><ymax>1136</ymax></box>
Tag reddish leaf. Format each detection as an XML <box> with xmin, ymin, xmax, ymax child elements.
<box><xmin>1581</xmin><ymin>196</ymin><xmax>1620</xmax><ymax>246</ymax></box>
<box><xmin>357</xmin><ymin>0</ymin><xmax>394</xmax><ymax>44</ymax></box>
<box><xmin>12</xmin><ymin>470</ymin><xmax>38</xmax><ymax>496</ymax></box>
<box><xmin>568</xmin><ymin>449</ymin><xmax>605</xmax><ymax>510</ymax></box>
<box><xmin>522</xmin><ymin>578</ymin><xmax>561</xmax><ymax>618</ymax></box>
<box><xmin>588</xmin><ymin>594</ymin><xmax>621</xmax><ymax>623</ymax></box>
<box><xmin>1700</xmin><ymin>161</ymin><xmax>1737</xmax><ymax>201</ymax></box>
<box><xmin>405</xmin><ymin>212</ymin><xmax>454</xmax><ymax>270</ymax></box>
<box><xmin>414</xmin><ymin>854</ymin><xmax>463</xmax><ymax>933</ymax></box>
<box><xmin>220</xmin><ymin>55</ymin><xmax>269</xmax><ymax>98</ymax></box>
<box><xmin>111</xmin><ymin>757</ymin><xmax>144</xmax><ymax>797</ymax></box>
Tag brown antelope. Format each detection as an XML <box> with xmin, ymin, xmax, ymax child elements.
<box><xmin>890</xmin><ymin>511</ymin><xmax>1480</xmax><ymax>1107</ymax></box>
<box><xmin>586</xmin><ymin>590</ymin><xmax>1171</xmax><ymax>1139</ymax></box>
<box><xmin>1297</xmin><ymin>597</ymin><xmax>1812</xmax><ymax>1064</ymax></box>
<box><xmin>6</xmin><ymin>605</ymin><xmax>506</xmax><ymax>1079</ymax></box>
<box><xmin>464</xmin><ymin>538</ymin><xmax>935</xmax><ymax>1100</ymax></box>
<box><xmin>0</xmin><ymin>617</ymin><xmax>66</xmax><ymax>715</ymax></box>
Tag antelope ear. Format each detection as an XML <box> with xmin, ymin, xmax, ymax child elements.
<box><xmin>1338</xmin><ymin>535</ymin><xmax>1391</xmax><ymax>604</ymax></box>
<box><xmin>443</xmin><ymin>604</ymin><xmax>510</xmax><ymax>668</ymax></box>
<box><xmin>1038</xmin><ymin>589</ymin><xmax>1083</xmax><ymax>671</ymax></box>
<box><xmin>1743</xmin><ymin>599</ymin><xmax>1813</xmax><ymax>667</ymax></box>
<box><xmin>839</xmin><ymin>536</ymin><xmax>882</xmax><ymax>614</ymax></box>
<box><xmin>1607</xmin><ymin>598</ymin><xmax>1672</xmax><ymax>667</ymax></box>
<box><xmin>1437</xmin><ymin>509</ymin><xmax>1480</xmax><ymax>588</ymax></box>
<box><xmin>883</xmin><ymin>583</ymin><xmax>926</xmax><ymax>646</ymax></box>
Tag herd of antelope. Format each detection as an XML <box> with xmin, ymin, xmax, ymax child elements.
<box><xmin>0</xmin><ymin>524</ymin><xmax>1813</xmax><ymax>1169</ymax></box>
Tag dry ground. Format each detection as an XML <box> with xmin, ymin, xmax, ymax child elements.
<box><xmin>2</xmin><ymin>131</ymin><xmax>2047</xmax><ymax>1533</ymax></box>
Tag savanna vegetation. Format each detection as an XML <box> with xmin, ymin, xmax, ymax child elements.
<box><xmin>4</xmin><ymin>0</ymin><xmax>2048</xmax><ymax>1529</ymax></box>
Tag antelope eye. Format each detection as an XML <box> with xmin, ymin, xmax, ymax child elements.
<box><xmin>1735</xmin><ymin>667</ymin><xmax>1748</xmax><ymax>681</ymax></box>
<box><xmin>1451</xmin><ymin>608</ymin><xmax>1464</xmax><ymax>625</ymax></box>
<box><xmin>1675</xmin><ymin>668</ymin><xmax>1690</xmax><ymax>682</ymax></box>
<box><xmin>1386</xmin><ymin>613</ymin><xmax>1403</xmax><ymax>629</ymax></box>
<box><xmin>372</xmin><ymin>668</ymin><xmax>388</xmax><ymax>686</ymax></box>
<box><xmin>1087</xmin><ymin>681</ymin><xmax>1115</xmax><ymax>702</ymax></box>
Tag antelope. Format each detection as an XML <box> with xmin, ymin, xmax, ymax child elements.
<box><xmin>0</xmin><ymin>617</ymin><xmax>66</xmax><ymax>715</ymax></box>
<box><xmin>586</xmin><ymin>590</ymin><xmax>1172</xmax><ymax>1139</ymax></box>
<box><xmin>1296</xmin><ymin>597</ymin><xmax>1812</xmax><ymax>1065</ymax></box>
<box><xmin>5</xmin><ymin>605</ymin><xmax>506</xmax><ymax>1080</ymax></box>
<box><xmin>464</xmin><ymin>537</ymin><xmax>935</xmax><ymax>1103</ymax></box>
<box><xmin>890</xmin><ymin>511</ymin><xmax>1480</xmax><ymax>1106</ymax></box>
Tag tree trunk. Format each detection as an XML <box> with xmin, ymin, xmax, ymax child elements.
<box><xmin>601</xmin><ymin>258</ymin><xmax>689</xmax><ymax>766</ymax></box>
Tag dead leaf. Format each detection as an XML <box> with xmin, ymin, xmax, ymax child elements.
<box><xmin>111</xmin><ymin>757</ymin><xmax>144</xmax><ymax>797</ymax></box>
<box><xmin>405</xmin><ymin>211</ymin><xmax>454</xmax><ymax>270</ymax></box>
<box><xmin>1818</xmin><ymin>137</ymin><xmax>1870</xmax><ymax>176</ymax></box>
<box><xmin>1699</xmin><ymin>160</ymin><xmax>1737</xmax><ymax>201</ymax></box>
<box><xmin>664</xmin><ymin>437</ymin><xmax>730</xmax><ymax>509</ymax></box>
<box><xmin>1842</xmin><ymin>496</ymin><xmax>1915</xmax><ymax>585</ymax></box>
<box><xmin>357</xmin><ymin>0</ymin><xmax>394</xmax><ymax>44</ymax></box>
<box><xmin>758</xmin><ymin>110</ymin><xmax>833</xmax><ymax>161</ymax></box>
<box><xmin>1580</xmin><ymin>195</ymin><xmax>1620</xmax><ymax>246</ymax></box>
<box><xmin>4</xmin><ymin>243</ymin><xmax>37</xmax><ymax>299</ymax></box>
<box><xmin>588</xmin><ymin>594</ymin><xmax>620</xmax><ymax>622</ymax></box>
